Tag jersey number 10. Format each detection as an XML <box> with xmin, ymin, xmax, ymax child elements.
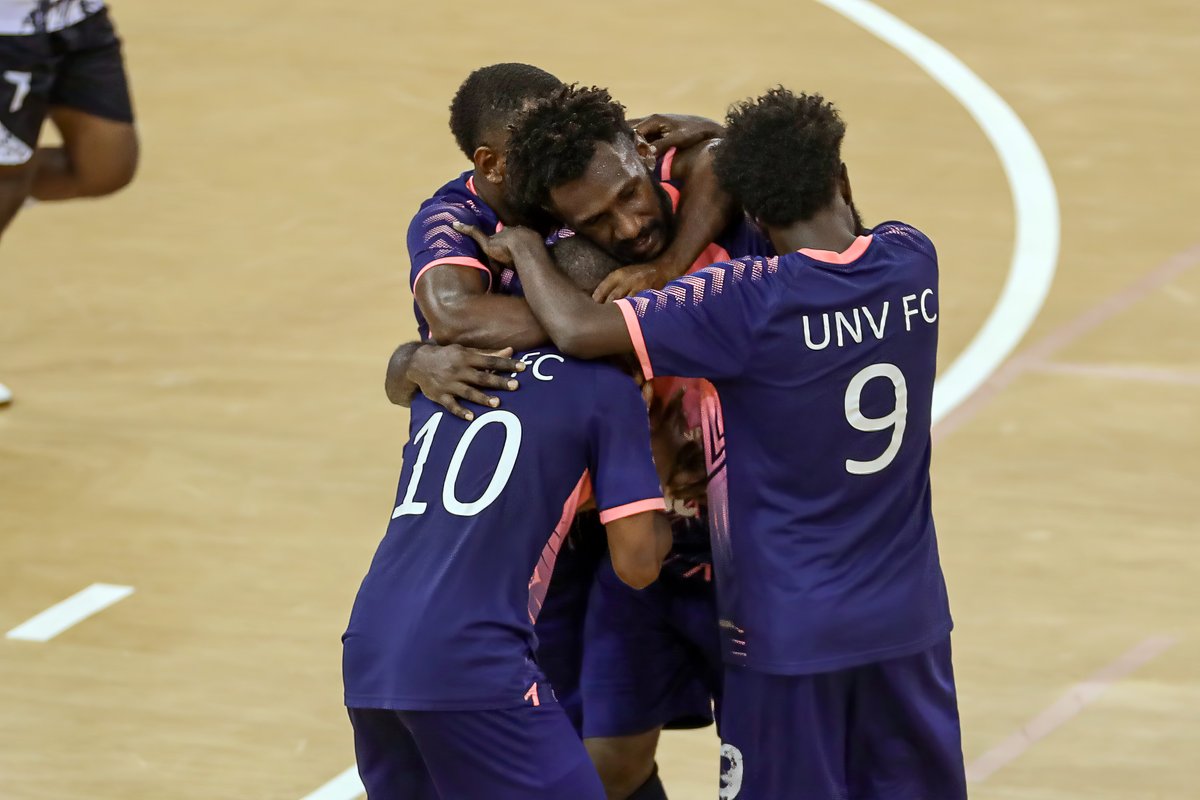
<box><xmin>392</xmin><ymin>411</ymin><xmax>522</xmax><ymax>518</ymax></box>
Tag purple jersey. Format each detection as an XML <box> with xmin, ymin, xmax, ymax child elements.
<box><xmin>343</xmin><ymin>349</ymin><xmax>665</xmax><ymax>710</ymax></box>
<box><xmin>406</xmin><ymin>171</ymin><xmax>523</xmax><ymax>340</ymax></box>
<box><xmin>615</xmin><ymin>222</ymin><xmax>952</xmax><ymax>674</ymax></box>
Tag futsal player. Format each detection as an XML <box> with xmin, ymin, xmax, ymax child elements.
<box><xmin>457</xmin><ymin>87</ymin><xmax>967</xmax><ymax>800</ymax></box>
<box><xmin>0</xmin><ymin>0</ymin><xmax>139</xmax><ymax>405</ymax></box>
<box><xmin>342</xmin><ymin>238</ymin><xmax>672</xmax><ymax>800</ymax></box>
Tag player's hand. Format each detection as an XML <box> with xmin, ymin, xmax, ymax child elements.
<box><xmin>408</xmin><ymin>343</ymin><xmax>525</xmax><ymax>421</ymax></box>
<box><xmin>632</xmin><ymin>113</ymin><xmax>725</xmax><ymax>156</ymax></box>
<box><xmin>592</xmin><ymin>262</ymin><xmax>660</xmax><ymax>303</ymax></box>
<box><xmin>452</xmin><ymin>222</ymin><xmax>543</xmax><ymax>269</ymax></box>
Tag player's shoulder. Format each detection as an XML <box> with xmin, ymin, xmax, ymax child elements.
<box><xmin>869</xmin><ymin>220</ymin><xmax>937</xmax><ymax>260</ymax></box>
<box><xmin>408</xmin><ymin>172</ymin><xmax>493</xmax><ymax>233</ymax></box>
<box><xmin>514</xmin><ymin>349</ymin><xmax>640</xmax><ymax>413</ymax></box>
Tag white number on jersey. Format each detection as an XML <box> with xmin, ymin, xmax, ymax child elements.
<box><xmin>844</xmin><ymin>363</ymin><xmax>908</xmax><ymax>475</ymax></box>
<box><xmin>4</xmin><ymin>71</ymin><xmax>31</xmax><ymax>113</ymax></box>
<box><xmin>392</xmin><ymin>410</ymin><xmax>523</xmax><ymax>518</ymax></box>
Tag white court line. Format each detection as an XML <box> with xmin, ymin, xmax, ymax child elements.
<box><xmin>300</xmin><ymin>766</ymin><xmax>364</xmax><ymax>800</ymax></box>
<box><xmin>967</xmin><ymin>635</ymin><xmax>1178</xmax><ymax>783</ymax></box>
<box><xmin>305</xmin><ymin>4</ymin><xmax>1064</xmax><ymax>797</ymax></box>
<box><xmin>815</xmin><ymin>0</ymin><xmax>1061</xmax><ymax>426</ymax></box>
<box><xmin>5</xmin><ymin>583</ymin><xmax>134</xmax><ymax>642</ymax></box>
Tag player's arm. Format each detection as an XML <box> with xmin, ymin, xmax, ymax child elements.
<box><xmin>454</xmin><ymin>223</ymin><xmax>632</xmax><ymax>359</ymax></box>
<box><xmin>605</xmin><ymin>512</ymin><xmax>673</xmax><ymax>590</ymax></box>
<box><xmin>592</xmin><ymin>141</ymin><xmax>737</xmax><ymax>302</ymax></box>
<box><xmin>415</xmin><ymin>266</ymin><xmax>547</xmax><ymax>350</ymax></box>
<box><xmin>632</xmin><ymin>113</ymin><xmax>725</xmax><ymax>154</ymax></box>
<box><xmin>384</xmin><ymin>341</ymin><xmax>525</xmax><ymax>421</ymax></box>
<box><xmin>589</xmin><ymin>364</ymin><xmax>673</xmax><ymax>590</ymax></box>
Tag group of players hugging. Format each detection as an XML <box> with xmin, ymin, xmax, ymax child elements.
<box><xmin>341</xmin><ymin>63</ymin><xmax>968</xmax><ymax>800</ymax></box>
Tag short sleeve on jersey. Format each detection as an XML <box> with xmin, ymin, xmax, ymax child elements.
<box><xmin>407</xmin><ymin>201</ymin><xmax>493</xmax><ymax>293</ymax></box>
<box><xmin>871</xmin><ymin>221</ymin><xmax>936</xmax><ymax>261</ymax></box>
<box><xmin>614</xmin><ymin>256</ymin><xmax>778</xmax><ymax>382</ymax></box>
<box><xmin>587</xmin><ymin>366</ymin><xmax>665</xmax><ymax>524</ymax></box>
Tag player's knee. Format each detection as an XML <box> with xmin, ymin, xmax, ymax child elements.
<box><xmin>586</xmin><ymin>735</ymin><xmax>658</xmax><ymax>799</ymax></box>
<box><xmin>76</xmin><ymin>130</ymin><xmax>139</xmax><ymax>197</ymax></box>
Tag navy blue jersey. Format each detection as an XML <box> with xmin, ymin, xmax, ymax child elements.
<box><xmin>405</xmin><ymin>171</ymin><xmax>524</xmax><ymax>340</ymax></box>
<box><xmin>615</xmin><ymin>222</ymin><xmax>952</xmax><ymax>674</ymax></box>
<box><xmin>343</xmin><ymin>349</ymin><xmax>665</xmax><ymax>709</ymax></box>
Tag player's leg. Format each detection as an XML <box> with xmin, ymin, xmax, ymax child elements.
<box><xmin>846</xmin><ymin>637</ymin><xmax>967</xmax><ymax>800</ymax></box>
<box><xmin>346</xmin><ymin>707</ymin><xmax>440</xmax><ymax>800</ymax></box>
<box><xmin>581</xmin><ymin>556</ymin><xmax>716</xmax><ymax>799</ymax></box>
<box><xmin>32</xmin><ymin>7</ymin><xmax>136</xmax><ymax>203</ymax></box>
<box><xmin>401</xmin><ymin>700</ymin><xmax>605</xmax><ymax>800</ymax></box>
<box><xmin>0</xmin><ymin>31</ymin><xmax>55</xmax><ymax>237</ymax></box>
<box><xmin>718</xmin><ymin>665</ymin><xmax>850</xmax><ymax>800</ymax></box>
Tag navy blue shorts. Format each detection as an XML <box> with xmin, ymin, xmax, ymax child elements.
<box><xmin>718</xmin><ymin>638</ymin><xmax>966</xmax><ymax>800</ymax></box>
<box><xmin>580</xmin><ymin>554</ymin><xmax>721</xmax><ymax>738</ymax></box>
<box><xmin>349</xmin><ymin>701</ymin><xmax>605</xmax><ymax>800</ymax></box>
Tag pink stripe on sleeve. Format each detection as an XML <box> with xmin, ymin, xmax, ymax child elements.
<box><xmin>412</xmin><ymin>257</ymin><xmax>493</xmax><ymax>292</ymax></box>
<box><xmin>615</xmin><ymin>298</ymin><xmax>654</xmax><ymax>381</ymax></box>
<box><xmin>599</xmin><ymin>497</ymin><xmax>666</xmax><ymax>524</ymax></box>
<box><xmin>662</xmin><ymin>182</ymin><xmax>681</xmax><ymax>214</ymax></box>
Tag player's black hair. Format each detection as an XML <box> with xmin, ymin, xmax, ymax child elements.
<box><xmin>449</xmin><ymin>63</ymin><xmax>564</xmax><ymax>159</ymax></box>
<box><xmin>505</xmin><ymin>84</ymin><xmax>634</xmax><ymax>214</ymax></box>
<box><xmin>550</xmin><ymin>233</ymin><xmax>621</xmax><ymax>293</ymax></box>
<box><xmin>713</xmin><ymin>88</ymin><xmax>847</xmax><ymax>226</ymax></box>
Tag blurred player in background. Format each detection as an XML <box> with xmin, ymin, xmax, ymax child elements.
<box><xmin>459</xmin><ymin>87</ymin><xmax>967</xmax><ymax>800</ymax></box>
<box><xmin>0</xmin><ymin>0</ymin><xmax>139</xmax><ymax>405</ymax></box>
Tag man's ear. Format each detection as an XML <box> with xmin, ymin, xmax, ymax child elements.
<box><xmin>474</xmin><ymin>145</ymin><xmax>505</xmax><ymax>184</ymax></box>
<box><xmin>634</xmin><ymin>132</ymin><xmax>656</xmax><ymax>170</ymax></box>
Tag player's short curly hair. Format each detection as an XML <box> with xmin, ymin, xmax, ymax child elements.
<box><xmin>505</xmin><ymin>84</ymin><xmax>634</xmax><ymax>213</ymax></box>
<box><xmin>448</xmin><ymin>63</ymin><xmax>563</xmax><ymax>159</ymax></box>
<box><xmin>714</xmin><ymin>88</ymin><xmax>847</xmax><ymax>226</ymax></box>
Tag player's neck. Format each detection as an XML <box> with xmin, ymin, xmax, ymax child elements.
<box><xmin>768</xmin><ymin>209</ymin><xmax>858</xmax><ymax>256</ymax></box>
<box><xmin>472</xmin><ymin>172</ymin><xmax>521</xmax><ymax>224</ymax></box>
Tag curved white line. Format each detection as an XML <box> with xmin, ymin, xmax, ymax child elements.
<box><xmin>814</xmin><ymin>0</ymin><xmax>1060</xmax><ymax>425</ymax></box>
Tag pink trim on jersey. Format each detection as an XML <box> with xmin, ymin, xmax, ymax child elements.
<box><xmin>599</xmin><ymin>497</ymin><xmax>666</xmax><ymax>524</ymax></box>
<box><xmin>799</xmin><ymin>235</ymin><xmax>873</xmax><ymax>265</ymax></box>
<box><xmin>662</xmin><ymin>182</ymin><xmax>682</xmax><ymax>213</ymax></box>
<box><xmin>615</xmin><ymin>298</ymin><xmax>655</xmax><ymax>381</ymax></box>
<box><xmin>524</xmin><ymin>682</ymin><xmax>541</xmax><ymax>707</ymax></box>
<box><xmin>526</xmin><ymin>472</ymin><xmax>591</xmax><ymax>624</ymax></box>
<box><xmin>466</xmin><ymin>175</ymin><xmax>478</xmax><ymax>196</ymax></box>
<box><xmin>660</xmin><ymin>147</ymin><xmax>678</xmax><ymax>181</ymax></box>
<box><xmin>412</xmin><ymin>256</ymin><xmax>493</xmax><ymax>293</ymax></box>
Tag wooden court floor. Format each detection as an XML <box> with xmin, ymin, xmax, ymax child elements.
<box><xmin>1</xmin><ymin>1</ymin><xmax>1197</xmax><ymax>797</ymax></box>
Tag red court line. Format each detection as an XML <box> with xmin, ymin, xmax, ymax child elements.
<box><xmin>966</xmin><ymin>635</ymin><xmax>1178</xmax><ymax>783</ymax></box>
<box><xmin>934</xmin><ymin>241</ymin><xmax>1200</xmax><ymax>442</ymax></box>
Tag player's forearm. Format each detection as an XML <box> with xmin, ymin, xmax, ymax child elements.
<box><xmin>384</xmin><ymin>342</ymin><xmax>424</xmax><ymax>406</ymax></box>
<box><xmin>427</xmin><ymin>294</ymin><xmax>548</xmax><ymax>351</ymax></box>
<box><xmin>510</xmin><ymin>241</ymin><xmax>632</xmax><ymax>359</ymax></box>
<box><xmin>656</xmin><ymin>144</ymin><xmax>737</xmax><ymax>282</ymax></box>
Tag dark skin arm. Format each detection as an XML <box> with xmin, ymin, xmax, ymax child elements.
<box><xmin>605</xmin><ymin>511</ymin><xmax>673</xmax><ymax>590</ymax></box>
<box><xmin>385</xmin><ymin>341</ymin><xmax>526</xmax><ymax>422</ymax></box>
<box><xmin>454</xmin><ymin>223</ymin><xmax>633</xmax><ymax>360</ymax></box>
<box><xmin>415</xmin><ymin>265</ymin><xmax>547</xmax><ymax>350</ymax></box>
<box><xmin>592</xmin><ymin>140</ymin><xmax>738</xmax><ymax>302</ymax></box>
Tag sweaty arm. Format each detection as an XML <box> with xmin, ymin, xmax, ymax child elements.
<box><xmin>492</xmin><ymin>228</ymin><xmax>634</xmax><ymax>359</ymax></box>
<box><xmin>416</xmin><ymin>265</ymin><xmax>547</xmax><ymax>350</ymax></box>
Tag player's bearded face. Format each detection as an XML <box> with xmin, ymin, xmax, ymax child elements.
<box><xmin>548</xmin><ymin>139</ymin><xmax>674</xmax><ymax>265</ymax></box>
